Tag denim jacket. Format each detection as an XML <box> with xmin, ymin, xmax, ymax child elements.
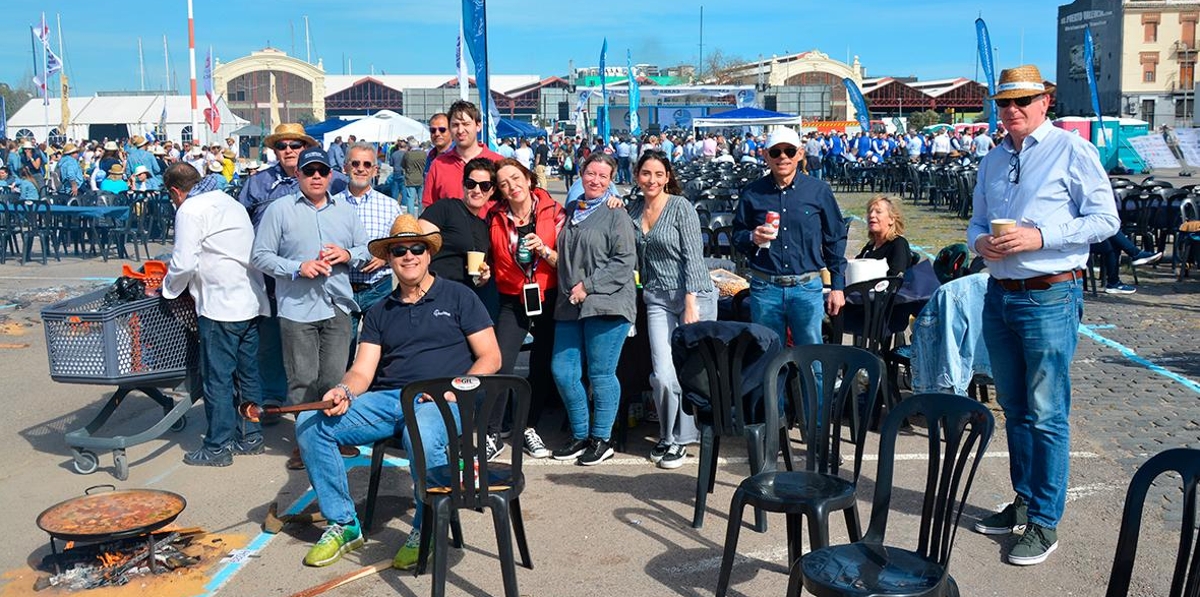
<box><xmin>911</xmin><ymin>274</ymin><xmax>991</xmax><ymax>395</ymax></box>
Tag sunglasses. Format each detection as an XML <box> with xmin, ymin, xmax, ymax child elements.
<box><xmin>389</xmin><ymin>244</ymin><xmax>428</xmax><ymax>257</ymax></box>
<box><xmin>301</xmin><ymin>165</ymin><xmax>331</xmax><ymax>177</ymax></box>
<box><xmin>463</xmin><ymin>179</ymin><xmax>494</xmax><ymax>192</ymax></box>
<box><xmin>429</xmin><ymin>126</ymin><xmax>448</xmax><ymax>134</ymax></box>
<box><xmin>348</xmin><ymin>160</ymin><xmax>375</xmax><ymax>169</ymax></box>
<box><xmin>995</xmin><ymin>95</ymin><xmax>1041</xmax><ymax>109</ymax></box>
<box><xmin>768</xmin><ymin>146</ymin><xmax>798</xmax><ymax>159</ymax></box>
<box><xmin>275</xmin><ymin>141</ymin><xmax>306</xmax><ymax>151</ymax></box>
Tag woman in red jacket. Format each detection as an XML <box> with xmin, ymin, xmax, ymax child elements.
<box><xmin>478</xmin><ymin>158</ymin><xmax>566</xmax><ymax>459</ymax></box>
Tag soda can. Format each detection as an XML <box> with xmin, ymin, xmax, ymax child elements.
<box><xmin>762</xmin><ymin>211</ymin><xmax>781</xmax><ymax>249</ymax></box>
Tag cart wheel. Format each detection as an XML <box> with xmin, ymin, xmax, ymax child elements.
<box><xmin>113</xmin><ymin>450</ymin><xmax>129</xmax><ymax>481</ymax></box>
<box><xmin>170</xmin><ymin>415</ymin><xmax>187</xmax><ymax>432</ymax></box>
<box><xmin>72</xmin><ymin>450</ymin><xmax>99</xmax><ymax>475</ymax></box>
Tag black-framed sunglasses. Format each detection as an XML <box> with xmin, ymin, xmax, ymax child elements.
<box><xmin>301</xmin><ymin>165</ymin><xmax>331</xmax><ymax>178</ymax></box>
<box><xmin>348</xmin><ymin>159</ymin><xmax>375</xmax><ymax>169</ymax></box>
<box><xmin>1008</xmin><ymin>151</ymin><xmax>1021</xmax><ymax>185</ymax></box>
<box><xmin>463</xmin><ymin>179</ymin><xmax>494</xmax><ymax>192</ymax></box>
<box><xmin>995</xmin><ymin>95</ymin><xmax>1041</xmax><ymax>109</ymax></box>
<box><xmin>429</xmin><ymin>126</ymin><xmax>448</xmax><ymax>134</ymax></box>
<box><xmin>389</xmin><ymin>244</ymin><xmax>428</xmax><ymax>257</ymax></box>
<box><xmin>275</xmin><ymin>141</ymin><xmax>306</xmax><ymax>151</ymax></box>
<box><xmin>768</xmin><ymin>146</ymin><xmax>798</xmax><ymax>159</ymax></box>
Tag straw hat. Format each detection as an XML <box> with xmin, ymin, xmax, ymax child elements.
<box><xmin>131</xmin><ymin>135</ymin><xmax>148</xmax><ymax>147</ymax></box>
<box><xmin>207</xmin><ymin>160</ymin><xmax>224</xmax><ymax>173</ymax></box>
<box><xmin>263</xmin><ymin>123</ymin><xmax>317</xmax><ymax>149</ymax></box>
<box><xmin>222</xmin><ymin>149</ymin><xmax>236</xmax><ymax>159</ymax></box>
<box><xmin>21</xmin><ymin>141</ymin><xmax>35</xmax><ymax>150</ymax></box>
<box><xmin>103</xmin><ymin>141</ymin><xmax>119</xmax><ymax>152</ymax></box>
<box><xmin>991</xmin><ymin>65</ymin><xmax>1056</xmax><ymax>100</ymax></box>
<box><xmin>151</xmin><ymin>145</ymin><xmax>167</xmax><ymax>156</ymax></box>
<box><xmin>61</xmin><ymin>143</ymin><xmax>79</xmax><ymax>155</ymax></box>
<box><xmin>367</xmin><ymin>215</ymin><xmax>442</xmax><ymax>260</ymax></box>
<box><xmin>244</xmin><ymin>160</ymin><xmax>261</xmax><ymax>172</ymax></box>
<box><xmin>108</xmin><ymin>164</ymin><xmax>125</xmax><ymax>175</ymax></box>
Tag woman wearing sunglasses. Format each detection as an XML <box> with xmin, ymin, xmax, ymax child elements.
<box><xmin>475</xmin><ymin>158</ymin><xmax>565</xmax><ymax>460</ymax></box>
<box><xmin>626</xmin><ymin>151</ymin><xmax>715</xmax><ymax>468</ymax></box>
<box><xmin>418</xmin><ymin>157</ymin><xmax>496</xmax><ymax>291</ymax></box>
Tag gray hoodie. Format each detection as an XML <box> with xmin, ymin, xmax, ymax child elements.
<box><xmin>554</xmin><ymin>203</ymin><xmax>637</xmax><ymax>323</ymax></box>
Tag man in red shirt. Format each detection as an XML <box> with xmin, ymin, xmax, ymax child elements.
<box><xmin>422</xmin><ymin>100</ymin><xmax>503</xmax><ymax>209</ymax></box>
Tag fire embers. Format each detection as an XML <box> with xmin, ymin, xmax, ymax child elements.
<box><xmin>37</xmin><ymin>530</ymin><xmax>202</xmax><ymax>591</ymax></box>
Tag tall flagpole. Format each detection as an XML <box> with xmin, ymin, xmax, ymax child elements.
<box><xmin>58</xmin><ymin>13</ymin><xmax>69</xmax><ymax>141</ymax></box>
<box><xmin>187</xmin><ymin>0</ymin><xmax>199</xmax><ymax>144</ymax></box>
<box><xmin>42</xmin><ymin>13</ymin><xmax>49</xmax><ymax>143</ymax></box>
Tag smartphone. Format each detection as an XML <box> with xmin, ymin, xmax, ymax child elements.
<box><xmin>522</xmin><ymin>282</ymin><xmax>542</xmax><ymax>316</ymax></box>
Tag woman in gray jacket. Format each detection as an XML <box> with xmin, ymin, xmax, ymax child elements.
<box><xmin>550</xmin><ymin>152</ymin><xmax>637</xmax><ymax>466</ymax></box>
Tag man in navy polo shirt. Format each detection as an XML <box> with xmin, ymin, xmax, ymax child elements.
<box><xmin>294</xmin><ymin>214</ymin><xmax>501</xmax><ymax>570</ymax></box>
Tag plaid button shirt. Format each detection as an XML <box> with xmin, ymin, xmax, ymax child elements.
<box><xmin>338</xmin><ymin>188</ymin><xmax>402</xmax><ymax>285</ymax></box>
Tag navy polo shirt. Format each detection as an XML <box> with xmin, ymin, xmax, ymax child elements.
<box><xmin>359</xmin><ymin>276</ymin><xmax>493</xmax><ymax>391</ymax></box>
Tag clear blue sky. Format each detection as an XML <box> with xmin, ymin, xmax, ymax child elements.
<box><xmin>1</xmin><ymin>1</ymin><xmax>1060</xmax><ymax>96</ymax></box>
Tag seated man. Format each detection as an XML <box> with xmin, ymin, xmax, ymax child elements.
<box><xmin>295</xmin><ymin>214</ymin><xmax>501</xmax><ymax>569</ymax></box>
<box><xmin>1090</xmin><ymin>230</ymin><xmax>1162</xmax><ymax>294</ymax></box>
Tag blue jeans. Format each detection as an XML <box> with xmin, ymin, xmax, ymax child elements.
<box><xmin>982</xmin><ymin>277</ymin><xmax>1083</xmax><ymax>528</ymax></box>
<box><xmin>644</xmin><ymin>288</ymin><xmax>717</xmax><ymax>445</ymax></box>
<box><xmin>616</xmin><ymin>156</ymin><xmax>631</xmax><ymax>184</ymax></box>
<box><xmin>402</xmin><ymin>185</ymin><xmax>422</xmax><ymax>216</ymax></box>
<box><xmin>551</xmin><ymin>316</ymin><xmax>631</xmax><ymax>441</ymax></box>
<box><xmin>197</xmin><ymin>316</ymin><xmax>262</xmax><ymax>450</ymax></box>
<box><xmin>806</xmin><ymin>157</ymin><xmax>822</xmax><ymax>180</ymax></box>
<box><xmin>296</xmin><ymin>389</ymin><xmax>460</xmax><ymax>528</ymax></box>
<box><xmin>748</xmin><ymin>275</ymin><xmax>825</xmax><ymax>346</ymax></box>
<box><xmin>350</xmin><ymin>277</ymin><xmax>394</xmax><ymax>365</ymax></box>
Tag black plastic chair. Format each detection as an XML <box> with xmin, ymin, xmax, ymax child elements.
<box><xmin>796</xmin><ymin>392</ymin><xmax>995</xmax><ymax>597</ymax></box>
<box><xmin>0</xmin><ymin>202</ymin><xmax>23</xmax><ymax>265</ymax></box>
<box><xmin>716</xmin><ymin>345</ymin><xmax>884</xmax><ymax>597</ymax></box>
<box><xmin>17</xmin><ymin>199</ymin><xmax>59</xmax><ymax>265</ymax></box>
<box><xmin>1104</xmin><ymin>447</ymin><xmax>1200</xmax><ymax>597</ymax></box>
<box><xmin>400</xmin><ymin>375</ymin><xmax>533</xmax><ymax>597</ymax></box>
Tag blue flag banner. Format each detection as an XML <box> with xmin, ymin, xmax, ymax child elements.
<box><xmin>843</xmin><ymin>78</ymin><xmax>871</xmax><ymax>133</ymax></box>
<box><xmin>0</xmin><ymin>96</ymin><xmax>7</xmax><ymax>140</ymax></box>
<box><xmin>600</xmin><ymin>38</ymin><xmax>609</xmax><ymax>144</ymax></box>
<box><xmin>627</xmin><ymin>49</ymin><xmax>641</xmax><ymax>137</ymax></box>
<box><xmin>1084</xmin><ymin>26</ymin><xmax>1107</xmax><ymax>144</ymax></box>
<box><xmin>975</xmin><ymin>18</ymin><xmax>998</xmax><ymax>135</ymax></box>
<box><xmin>461</xmin><ymin>0</ymin><xmax>495</xmax><ymax>149</ymax></box>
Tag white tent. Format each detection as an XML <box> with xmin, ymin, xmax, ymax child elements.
<box><xmin>6</xmin><ymin>94</ymin><xmax>247</xmax><ymax>144</ymax></box>
<box><xmin>322</xmin><ymin>110</ymin><xmax>429</xmax><ymax>147</ymax></box>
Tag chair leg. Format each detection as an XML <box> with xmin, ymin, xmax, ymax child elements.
<box><xmin>362</xmin><ymin>441</ymin><xmax>388</xmax><ymax>534</ymax></box>
<box><xmin>693</xmin><ymin>426</ymin><xmax>715</xmax><ymax>529</ymax></box>
<box><xmin>450</xmin><ymin>508</ymin><xmax>464</xmax><ymax>549</ymax></box>
<box><xmin>489</xmin><ymin>496</ymin><xmax>521</xmax><ymax>597</ymax></box>
<box><xmin>416</xmin><ymin>504</ymin><xmax>436</xmax><ymax>576</ymax></box>
<box><xmin>843</xmin><ymin>505</ymin><xmax>863</xmax><ymax>542</ymax></box>
<box><xmin>807</xmin><ymin>510</ymin><xmax>831</xmax><ymax>551</ymax></box>
<box><xmin>432</xmin><ymin>503</ymin><xmax>452</xmax><ymax>597</ymax></box>
<box><xmin>715</xmin><ymin>491</ymin><xmax>748</xmax><ymax>597</ymax></box>
<box><xmin>510</xmin><ymin>497</ymin><xmax>533</xmax><ymax>569</ymax></box>
<box><xmin>708</xmin><ymin>434</ymin><xmax>721</xmax><ymax>493</ymax></box>
<box><xmin>746</xmin><ymin>430</ymin><xmax>769</xmax><ymax>533</ymax></box>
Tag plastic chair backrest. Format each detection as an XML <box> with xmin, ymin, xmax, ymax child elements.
<box><xmin>400</xmin><ymin>375</ymin><xmax>530</xmax><ymax>512</ymax></box>
<box><xmin>708</xmin><ymin>212</ymin><xmax>734</xmax><ymax>230</ymax></box>
<box><xmin>711</xmin><ymin>226</ymin><xmax>735</xmax><ymax>258</ymax></box>
<box><xmin>1104</xmin><ymin>448</ymin><xmax>1200</xmax><ymax>597</ymax></box>
<box><xmin>764</xmin><ymin>345</ymin><xmax>883</xmax><ymax>481</ymax></box>
<box><xmin>864</xmin><ymin>393</ymin><xmax>994</xmax><ymax>568</ymax></box>
<box><xmin>694</xmin><ymin>329</ymin><xmax>776</xmax><ymax>439</ymax></box>
<box><xmin>1182</xmin><ymin>197</ymin><xmax>1200</xmax><ymax>224</ymax></box>
<box><xmin>842</xmin><ymin>276</ymin><xmax>904</xmax><ymax>355</ymax></box>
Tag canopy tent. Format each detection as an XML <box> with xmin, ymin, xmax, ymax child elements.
<box><xmin>320</xmin><ymin>110</ymin><xmax>428</xmax><ymax>147</ymax></box>
<box><xmin>6</xmin><ymin>95</ymin><xmax>247</xmax><ymax>144</ymax></box>
<box><xmin>230</xmin><ymin>123</ymin><xmax>271</xmax><ymax>137</ymax></box>
<box><xmin>304</xmin><ymin>117</ymin><xmax>354</xmax><ymax>139</ymax></box>
<box><xmin>923</xmin><ymin>123</ymin><xmax>955</xmax><ymax>133</ymax></box>
<box><xmin>691</xmin><ymin>106</ymin><xmax>803</xmax><ymax>128</ymax></box>
<box><xmin>496</xmin><ymin>118</ymin><xmax>546</xmax><ymax>138</ymax></box>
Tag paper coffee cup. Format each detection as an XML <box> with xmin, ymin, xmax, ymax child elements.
<box><xmin>466</xmin><ymin>251</ymin><xmax>485</xmax><ymax>275</ymax></box>
<box><xmin>990</xmin><ymin>219</ymin><xmax>1016</xmax><ymax>236</ymax></box>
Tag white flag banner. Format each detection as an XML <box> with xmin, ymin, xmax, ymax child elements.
<box><xmin>456</xmin><ymin>19</ymin><xmax>469</xmax><ymax>101</ymax></box>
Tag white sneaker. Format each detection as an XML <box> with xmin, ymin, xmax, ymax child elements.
<box><xmin>522</xmin><ymin>427</ymin><xmax>550</xmax><ymax>459</ymax></box>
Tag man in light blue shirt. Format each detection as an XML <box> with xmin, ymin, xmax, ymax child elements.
<box><xmin>905</xmin><ymin>131</ymin><xmax>924</xmax><ymax>161</ymax></box>
<box><xmin>56</xmin><ymin>144</ymin><xmax>85</xmax><ymax>195</ymax></box>
<box><xmin>966</xmin><ymin>65</ymin><xmax>1119</xmax><ymax>567</ymax></box>
<box><xmin>614</xmin><ymin>137</ymin><xmax>632</xmax><ymax>184</ymax></box>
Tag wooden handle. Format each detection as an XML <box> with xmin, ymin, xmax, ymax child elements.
<box><xmin>286</xmin><ymin>558</ymin><xmax>393</xmax><ymax>597</ymax></box>
<box><xmin>265</xmin><ymin>400</ymin><xmax>336</xmax><ymax>415</ymax></box>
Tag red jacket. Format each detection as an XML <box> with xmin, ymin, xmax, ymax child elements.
<box><xmin>422</xmin><ymin>146</ymin><xmax>504</xmax><ymax>208</ymax></box>
<box><xmin>487</xmin><ymin>187</ymin><xmax>565</xmax><ymax>300</ymax></box>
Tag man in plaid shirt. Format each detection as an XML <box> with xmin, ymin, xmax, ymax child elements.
<box><xmin>339</xmin><ymin>143</ymin><xmax>403</xmax><ymax>364</ymax></box>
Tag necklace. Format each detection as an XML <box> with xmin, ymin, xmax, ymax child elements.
<box><xmin>511</xmin><ymin>203</ymin><xmax>534</xmax><ymax>225</ymax></box>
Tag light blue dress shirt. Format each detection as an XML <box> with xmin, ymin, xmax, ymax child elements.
<box><xmin>967</xmin><ymin>119</ymin><xmax>1119</xmax><ymax>280</ymax></box>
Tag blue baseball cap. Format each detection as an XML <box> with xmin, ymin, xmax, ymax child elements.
<box><xmin>297</xmin><ymin>147</ymin><xmax>330</xmax><ymax>170</ymax></box>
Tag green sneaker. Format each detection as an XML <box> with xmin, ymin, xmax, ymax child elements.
<box><xmin>1008</xmin><ymin>522</ymin><xmax>1058</xmax><ymax>566</ymax></box>
<box><xmin>973</xmin><ymin>495</ymin><xmax>1027</xmax><ymax>535</ymax></box>
<box><xmin>393</xmin><ymin>529</ymin><xmax>422</xmax><ymax>570</ymax></box>
<box><xmin>303</xmin><ymin>521</ymin><xmax>364</xmax><ymax>567</ymax></box>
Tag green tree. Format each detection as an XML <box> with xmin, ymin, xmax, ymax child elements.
<box><xmin>0</xmin><ymin>82</ymin><xmax>33</xmax><ymax>118</ymax></box>
<box><xmin>907</xmin><ymin>109</ymin><xmax>943</xmax><ymax>131</ymax></box>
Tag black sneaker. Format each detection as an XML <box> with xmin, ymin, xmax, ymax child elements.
<box><xmin>522</xmin><ymin>427</ymin><xmax>551</xmax><ymax>459</ymax></box>
<box><xmin>1131</xmin><ymin>250</ymin><xmax>1163</xmax><ymax>266</ymax></box>
<box><xmin>231</xmin><ymin>434</ymin><xmax>265</xmax><ymax>455</ymax></box>
<box><xmin>485</xmin><ymin>433</ymin><xmax>505</xmax><ymax>462</ymax></box>
<box><xmin>1008</xmin><ymin>522</ymin><xmax>1058</xmax><ymax>566</ymax></box>
<box><xmin>658</xmin><ymin>444</ymin><xmax>687</xmax><ymax>469</ymax></box>
<box><xmin>649</xmin><ymin>440</ymin><xmax>670</xmax><ymax>464</ymax></box>
<box><xmin>577</xmin><ymin>437</ymin><xmax>614</xmax><ymax>466</ymax></box>
<box><xmin>974</xmin><ymin>495</ymin><xmax>1028</xmax><ymax>535</ymax></box>
<box><xmin>552</xmin><ymin>437</ymin><xmax>589</xmax><ymax>461</ymax></box>
<box><xmin>183</xmin><ymin>445</ymin><xmax>232</xmax><ymax>467</ymax></box>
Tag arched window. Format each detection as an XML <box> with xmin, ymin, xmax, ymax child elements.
<box><xmin>15</xmin><ymin>129</ymin><xmax>35</xmax><ymax>142</ymax></box>
<box><xmin>180</xmin><ymin>125</ymin><xmax>194</xmax><ymax>145</ymax></box>
<box><xmin>48</xmin><ymin>128</ymin><xmax>66</xmax><ymax>146</ymax></box>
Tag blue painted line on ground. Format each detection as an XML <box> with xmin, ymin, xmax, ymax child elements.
<box><xmin>1079</xmin><ymin>324</ymin><xmax>1200</xmax><ymax>395</ymax></box>
<box><xmin>1088</xmin><ymin>324</ymin><xmax>1116</xmax><ymax>330</ymax></box>
<box><xmin>196</xmin><ymin>445</ymin><xmax>410</xmax><ymax>596</ymax></box>
<box><xmin>0</xmin><ymin>304</ymin><xmax>17</xmax><ymax>310</ymax></box>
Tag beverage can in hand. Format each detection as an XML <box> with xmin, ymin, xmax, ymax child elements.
<box><xmin>762</xmin><ymin>211</ymin><xmax>781</xmax><ymax>249</ymax></box>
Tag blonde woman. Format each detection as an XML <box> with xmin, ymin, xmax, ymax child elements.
<box><xmin>855</xmin><ymin>195</ymin><xmax>911</xmax><ymax>276</ymax></box>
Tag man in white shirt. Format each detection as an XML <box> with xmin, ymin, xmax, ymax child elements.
<box><xmin>161</xmin><ymin>162</ymin><xmax>270</xmax><ymax>467</ymax></box>
<box><xmin>514</xmin><ymin>138</ymin><xmax>534</xmax><ymax>170</ymax></box>
<box><xmin>972</xmin><ymin>131</ymin><xmax>995</xmax><ymax>159</ymax></box>
<box><xmin>931</xmin><ymin>130</ymin><xmax>953</xmax><ymax>160</ymax></box>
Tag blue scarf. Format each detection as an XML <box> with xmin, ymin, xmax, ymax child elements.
<box><xmin>189</xmin><ymin>173</ymin><xmax>222</xmax><ymax>197</ymax></box>
<box><xmin>570</xmin><ymin>192</ymin><xmax>610</xmax><ymax>225</ymax></box>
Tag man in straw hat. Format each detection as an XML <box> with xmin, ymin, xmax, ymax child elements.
<box><xmin>127</xmin><ymin>134</ymin><xmax>160</xmax><ymax>182</ymax></box>
<box><xmin>967</xmin><ymin>65</ymin><xmax>1119</xmax><ymax>566</ymax></box>
<box><xmin>293</xmin><ymin>214</ymin><xmax>500</xmax><ymax>569</ymax></box>
<box><xmin>57</xmin><ymin>143</ymin><xmax>85</xmax><ymax>196</ymax></box>
<box><xmin>252</xmin><ymin>147</ymin><xmax>368</xmax><ymax>470</ymax></box>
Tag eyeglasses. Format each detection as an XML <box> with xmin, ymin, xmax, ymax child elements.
<box><xmin>995</xmin><ymin>95</ymin><xmax>1041</xmax><ymax>109</ymax></box>
<box><xmin>275</xmin><ymin>141</ymin><xmax>306</xmax><ymax>151</ymax></box>
<box><xmin>1008</xmin><ymin>151</ymin><xmax>1021</xmax><ymax>185</ymax></box>
<box><xmin>768</xmin><ymin>146</ymin><xmax>798</xmax><ymax>159</ymax></box>
<box><xmin>463</xmin><ymin>179</ymin><xmax>494</xmax><ymax>192</ymax></box>
<box><xmin>348</xmin><ymin>160</ymin><xmax>375</xmax><ymax>169</ymax></box>
<box><xmin>389</xmin><ymin>244</ymin><xmax>428</xmax><ymax>257</ymax></box>
<box><xmin>301</xmin><ymin>165</ymin><xmax>331</xmax><ymax>178</ymax></box>
<box><xmin>429</xmin><ymin>126</ymin><xmax>448</xmax><ymax>134</ymax></box>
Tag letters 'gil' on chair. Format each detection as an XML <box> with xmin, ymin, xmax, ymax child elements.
<box><xmin>1104</xmin><ymin>447</ymin><xmax>1200</xmax><ymax>597</ymax></box>
<box><xmin>796</xmin><ymin>393</ymin><xmax>995</xmax><ymax>597</ymax></box>
<box><xmin>716</xmin><ymin>345</ymin><xmax>884</xmax><ymax>597</ymax></box>
<box><xmin>400</xmin><ymin>375</ymin><xmax>533</xmax><ymax>597</ymax></box>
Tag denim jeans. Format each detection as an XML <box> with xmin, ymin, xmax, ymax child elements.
<box><xmin>349</xmin><ymin>277</ymin><xmax>394</xmax><ymax>365</ymax></box>
<box><xmin>982</xmin><ymin>277</ymin><xmax>1083</xmax><ymax>528</ymax></box>
<box><xmin>616</xmin><ymin>156</ymin><xmax>631</xmax><ymax>185</ymax></box>
<box><xmin>280</xmin><ymin>311</ymin><xmax>352</xmax><ymax>406</ymax></box>
<box><xmin>296</xmin><ymin>389</ymin><xmax>460</xmax><ymax>528</ymax></box>
<box><xmin>1093</xmin><ymin>231</ymin><xmax>1139</xmax><ymax>286</ymax></box>
<box><xmin>401</xmin><ymin>185</ymin><xmax>423</xmax><ymax>216</ymax></box>
<box><xmin>748</xmin><ymin>275</ymin><xmax>825</xmax><ymax>346</ymax></box>
<box><xmin>644</xmin><ymin>288</ymin><xmax>717</xmax><ymax>445</ymax></box>
<box><xmin>551</xmin><ymin>316</ymin><xmax>631</xmax><ymax>441</ymax></box>
<box><xmin>806</xmin><ymin>158</ymin><xmax>822</xmax><ymax>180</ymax></box>
<box><xmin>197</xmin><ymin>316</ymin><xmax>262</xmax><ymax>450</ymax></box>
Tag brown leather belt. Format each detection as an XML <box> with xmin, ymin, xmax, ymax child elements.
<box><xmin>995</xmin><ymin>269</ymin><xmax>1084</xmax><ymax>292</ymax></box>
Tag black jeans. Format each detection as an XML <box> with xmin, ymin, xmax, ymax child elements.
<box><xmin>489</xmin><ymin>287</ymin><xmax>559</xmax><ymax>434</ymax></box>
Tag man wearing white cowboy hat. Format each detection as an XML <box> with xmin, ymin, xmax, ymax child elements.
<box><xmin>293</xmin><ymin>213</ymin><xmax>500</xmax><ymax>569</ymax></box>
<box><xmin>967</xmin><ymin>64</ymin><xmax>1119</xmax><ymax>566</ymax></box>
<box><xmin>202</xmin><ymin>160</ymin><xmax>227</xmax><ymax>191</ymax></box>
<box><xmin>57</xmin><ymin>143</ymin><xmax>85</xmax><ymax>196</ymax></box>
<box><xmin>127</xmin><ymin>134</ymin><xmax>160</xmax><ymax>181</ymax></box>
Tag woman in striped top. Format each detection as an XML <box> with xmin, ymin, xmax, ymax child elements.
<box><xmin>626</xmin><ymin>150</ymin><xmax>716</xmax><ymax>469</ymax></box>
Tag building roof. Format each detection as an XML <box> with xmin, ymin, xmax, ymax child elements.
<box><xmin>323</xmin><ymin>74</ymin><xmax>542</xmax><ymax>96</ymax></box>
<box><xmin>8</xmin><ymin>95</ymin><xmax>247</xmax><ymax>131</ymax></box>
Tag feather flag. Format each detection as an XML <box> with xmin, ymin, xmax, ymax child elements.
<box><xmin>843</xmin><ymin>78</ymin><xmax>871</xmax><ymax>133</ymax></box>
<box><xmin>975</xmin><ymin>18</ymin><xmax>998</xmax><ymax>135</ymax></box>
<box><xmin>599</xmin><ymin>38</ymin><xmax>609</xmax><ymax>143</ymax></box>
<box><xmin>204</xmin><ymin>46</ymin><xmax>219</xmax><ymax>133</ymax></box>
<box><xmin>456</xmin><ymin>17</ymin><xmax>469</xmax><ymax>101</ymax></box>
<box><xmin>1084</xmin><ymin>26</ymin><xmax>1107</xmax><ymax>145</ymax></box>
<box><xmin>461</xmin><ymin>0</ymin><xmax>495</xmax><ymax>148</ymax></box>
<box><xmin>627</xmin><ymin>50</ymin><xmax>641</xmax><ymax>137</ymax></box>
